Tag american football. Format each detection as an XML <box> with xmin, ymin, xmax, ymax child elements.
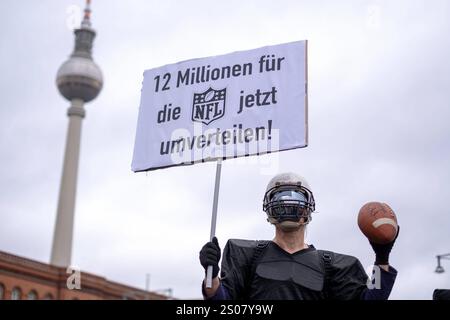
<box><xmin>358</xmin><ymin>202</ymin><xmax>398</xmax><ymax>244</ymax></box>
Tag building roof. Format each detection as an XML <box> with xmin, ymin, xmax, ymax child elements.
<box><xmin>0</xmin><ymin>250</ymin><xmax>169</xmax><ymax>300</ymax></box>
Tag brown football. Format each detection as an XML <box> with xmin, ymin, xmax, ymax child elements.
<box><xmin>357</xmin><ymin>202</ymin><xmax>398</xmax><ymax>244</ymax></box>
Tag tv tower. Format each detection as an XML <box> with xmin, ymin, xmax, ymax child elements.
<box><xmin>51</xmin><ymin>0</ymin><xmax>103</xmax><ymax>267</ymax></box>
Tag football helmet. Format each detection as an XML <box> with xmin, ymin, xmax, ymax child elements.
<box><xmin>263</xmin><ymin>172</ymin><xmax>315</xmax><ymax>225</ymax></box>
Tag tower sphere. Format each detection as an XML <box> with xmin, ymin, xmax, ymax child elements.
<box><xmin>56</xmin><ymin>56</ymin><xmax>103</xmax><ymax>103</ymax></box>
<box><xmin>56</xmin><ymin>0</ymin><xmax>102</xmax><ymax>104</ymax></box>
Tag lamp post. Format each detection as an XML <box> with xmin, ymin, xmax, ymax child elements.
<box><xmin>435</xmin><ymin>253</ymin><xmax>450</xmax><ymax>274</ymax></box>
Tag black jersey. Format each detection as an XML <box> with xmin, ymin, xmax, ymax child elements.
<box><xmin>219</xmin><ymin>239</ymin><xmax>369</xmax><ymax>300</ymax></box>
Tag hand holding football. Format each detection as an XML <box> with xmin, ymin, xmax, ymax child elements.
<box><xmin>358</xmin><ymin>202</ymin><xmax>398</xmax><ymax>244</ymax></box>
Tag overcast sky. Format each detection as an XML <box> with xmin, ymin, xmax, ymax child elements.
<box><xmin>1</xmin><ymin>0</ymin><xmax>449</xmax><ymax>299</ymax></box>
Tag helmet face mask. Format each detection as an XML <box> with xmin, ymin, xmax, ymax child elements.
<box><xmin>263</xmin><ymin>173</ymin><xmax>316</xmax><ymax>226</ymax></box>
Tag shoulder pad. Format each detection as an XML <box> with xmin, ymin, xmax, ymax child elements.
<box><xmin>318</xmin><ymin>250</ymin><xmax>365</xmax><ymax>276</ymax></box>
<box><xmin>227</xmin><ymin>239</ymin><xmax>268</xmax><ymax>248</ymax></box>
<box><xmin>223</xmin><ymin>239</ymin><xmax>270</xmax><ymax>265</ymax></box>
<box><xmin>328</xmin><ymin>251</ymin><xmax>360</xmax><ymax>266</ymax></box>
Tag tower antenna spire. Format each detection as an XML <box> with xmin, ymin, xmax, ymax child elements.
<box><xmin>81</xmin><ymin>0</ymin><xmax>92</xmax><ymax>27</ymax></box>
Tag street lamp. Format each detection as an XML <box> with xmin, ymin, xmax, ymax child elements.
<box><xmin>435</xmin><ymin>253</ymin><xmax>450</xmax><ymax>274</ymax></box>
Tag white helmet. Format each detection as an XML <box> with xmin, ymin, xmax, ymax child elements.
<box><xmin>263</xmin><ymin>172</ymin><xmax>315</xmax><ymax>225</ymax></box>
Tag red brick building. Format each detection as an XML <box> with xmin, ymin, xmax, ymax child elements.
<box><xmin>0</xmin><ymin>250</ymin><xmax>169</xmax><ymax>300</ymax></box>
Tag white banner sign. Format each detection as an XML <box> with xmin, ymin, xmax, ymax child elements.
<box><xmin>132</xmin><ymin>40</ymin><xmax>308</xmax><ymax>172</ymax></box>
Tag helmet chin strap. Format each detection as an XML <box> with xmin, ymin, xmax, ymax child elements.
<box><xmin>278</xmin><ymin>220</ymin><xmax>303</xmax><ymax>232</ymax></box>
<box><xmin>267</xmin><ymin>217</ymin><xmax>309</xmax><ymax>231</ymax></box>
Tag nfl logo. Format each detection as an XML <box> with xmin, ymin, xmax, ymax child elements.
<box><xmin>192</xmin><ymin>87</ymin><xmax>226</xmax><ymax>125</ymax></box>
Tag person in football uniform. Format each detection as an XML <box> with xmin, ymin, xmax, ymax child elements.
<box><xmin>200</xmin><ymin>172</ymin><xmax>398</xmax><ymax>300</ymax></box>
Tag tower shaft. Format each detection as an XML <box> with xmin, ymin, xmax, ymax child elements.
<box><xmin>50</xmin><ymin>99</ymin><xmax>85</xmax><ymax>267</ymax></box>
<box><xmin>52</xmin><ymin>0</ymin><xmax>102</xmax><ymax>267</ymax></box>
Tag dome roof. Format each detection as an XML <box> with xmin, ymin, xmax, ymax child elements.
<box><xmin>56</xmin><ymin>57</ymin><xmax>103</xmax><ymax>102</ymax></box>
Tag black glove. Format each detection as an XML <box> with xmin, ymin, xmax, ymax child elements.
<box><xmin>370</xmin><ymin>225</ymin><xmax>400</xmax><ymax>265</ymax></box>
<box><xmin>199</xmin><ymin>236</ymin><xmax>221</xmax><ymax>278</ymax></box>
